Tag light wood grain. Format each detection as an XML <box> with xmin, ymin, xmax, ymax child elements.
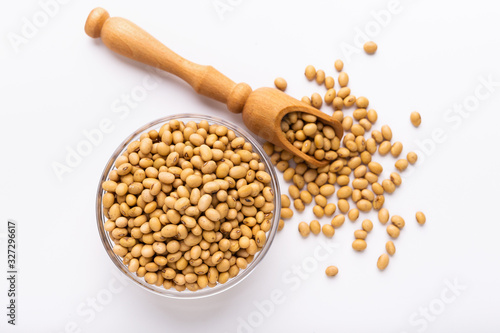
<box><xmin>85</xmin><ymin>8</ymin><xmax>343</xmax><ymax>166</ymax></box>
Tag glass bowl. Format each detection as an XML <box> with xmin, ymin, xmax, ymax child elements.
<box><xmin>96</xmin><ymin>114</ymin><xmax>281</xmax><ymax>299</ymax></box>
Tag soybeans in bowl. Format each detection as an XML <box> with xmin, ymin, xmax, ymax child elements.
<box><xmin>96</xmin><ymin>114</ymin><xmax>280</xmax><ymax>298</ymax></box>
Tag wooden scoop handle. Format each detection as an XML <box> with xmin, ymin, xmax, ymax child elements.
<box><xmin>85</xmin><ymin>8</ymin><xmax>252</xmax><ymax>114</ymax></box>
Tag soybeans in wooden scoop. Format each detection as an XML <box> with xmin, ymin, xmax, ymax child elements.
<box><xmin>84</xmin><ymin>8</ymin><xmax>343</xmax><ymax>167</ymax></box>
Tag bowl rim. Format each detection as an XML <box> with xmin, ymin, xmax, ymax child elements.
<box><xmin>96</xmin><ymin>113</ymin><xmax>281</xmax><ymax>299</ymax></box>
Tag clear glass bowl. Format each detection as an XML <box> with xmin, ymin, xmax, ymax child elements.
<box><xmin>96</xmin><ymin>114</ymin><xmax>281</xmax><ymax>299</ymax></box>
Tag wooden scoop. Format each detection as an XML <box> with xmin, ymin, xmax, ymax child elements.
<box><xmin>85</xmin><ymin>8</ymin><xmax>343</xmax><ymax>167</ymax></box>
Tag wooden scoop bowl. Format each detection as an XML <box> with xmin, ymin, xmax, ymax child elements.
<box><xmin>85</xmin><ymin>8</ymin><xmax>343</xmax><ymax>167</ymax></box>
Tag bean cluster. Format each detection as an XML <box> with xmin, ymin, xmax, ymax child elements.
<box><xmin>269</xmin><ymin>59</ymin><xmax>426</xmax><ymax>275</ymax></box>
<box><xmin>102</xmin><ymin>119</ymin><xmax>275</xmax><ymax>292</ymax></box>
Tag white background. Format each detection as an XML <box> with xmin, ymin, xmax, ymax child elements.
<box><xmin>1</xmin><ymin>0</ymin><xmax>500</xmax><ymax>332</ymax></box>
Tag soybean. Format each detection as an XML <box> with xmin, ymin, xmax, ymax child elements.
<box><xmin>377</xmin><ymin>254</ymin><xmax>389</xmax><ymax>270</ymax></box>
<box><xmin>352</xmin><ymin>239</ymin><xmax>367</xmax><ymax>251</ymax></box>
<box><xmin>274</xmin><ymin>77</ymin><xmax>287</xmax><ymax>91</ymax></box>
<box><xmin>310</xmin><ymin>220</ymin><xmax>321</xmax><ymax>235</ymax></box>
<box><xmin>338</xmin><ymin>72</ymin><xmax>349</xmax><ymax>87</ymax></box>
<box><xmin>322</xmin><ymin>224</ymin><xmax>335</xmax><ymax>238</ymax></box>
<box><xmin>101</xmin><ymin>119</ymin><xmax>276</xmax><ymax>292</ymax></box>
<box><xmin>331</xmin><ymin>215</ymin><xmax>345</xmax><ymax>228</ymax></box>
<box><xmin>395</xmin><ymin>159</ymin><xmax>409</xmax><ymax>172</ymax></box>
<box><xmin>378</xmin><ymin>208</ymin><xmax>389</xmax><ymax>224</ymax></box>
<box><xmin>387</xmin><ymin>225</ymin><xmax>400</xmax><ymax>238</ymax></box>
<box><xmin>410</xmin><ymin>111</ymin><xmax>421</xmax><ymax>127</ymax></box>
<box><xmin>416</xmin><ymin>211</ymin><xmax>426</xmax><ymax>225</ymax></box>
<box><xmin>386</xmin><ymin>241</ymin><xmax>396</xmax><ymax>255</ymax></box>
<box><xmin>407</xmin><ymin>152</ymin><xmax>418</xmax><ymax>164</ymax></box>
<box><xmin>305</xmin><ymin>65</ymin><xmax>316</xmax><ymax>80</ymax></box>
<box><xmin>298</xmin><ymin>222</ymin><xmax>310</xmax><ymax>237</ymax></box>
<box><xmin>334</xmin><ymin>59</ymin><xmax>344</xmax><ymax>72</ymax></box>
<box><xmin>363</xmin><ymin>41</ymin><xmax>378</xmax><ymax>54</ymax></box>
<box><xmin>325</xmin><ymin>265</ymin><xmax>339</xmax><ymax>277</ymax></box>
<box><xmin>391</xmin><ymin>215</ymin><xmax>405</xmax><ymax>229</ymax></box>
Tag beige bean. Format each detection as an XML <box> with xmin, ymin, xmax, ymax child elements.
<box><xmin>313</xmin><ymin>205</ymin><xmax>325</xmax><ymax>218</ymax></box>
<box><xmin>299</xmin><ymin>191</ymin><xmax>313</xmax><ymax>204</ymax></box>
<box><xmin>367</xmin><ymin>109</ymin><xmax>378</xmax><ymax>123</ymax></box>
<box><xmin>319</xmin><ymin>184</ymin><xmax>335</xmax><ymax>197</ymax></box>
<box><xmin>334</xmin><ymin>59</ymin><xmax>344</xmax><ymax>72</ymax></box>
<box><xmin>294</xmin><ymin>199</ymin><xmax>305</xmax><ymax>212</ymax></box>
<box><xmin>378</xmin><ymin>208</ymin><xmax>389</xmax><ymax>224</ymax></box>
<box><xmin>303</xmin><ymin>123</ymin><xmax>318</xmax><ymax>137</ymax></box>
<box><xmin>352</xmin><ymin>189</ymin><xmax>362</xmax><ymax>202</ymax></box>
<box><xmin>416</xmin><ymin>211</ymin><xmax>426</xmax><ymax>225</ymax></box>
<box><xmin>274</xmin><ymin>77</ymin><xmax>287</xmax><ymax>91</ymax></box>
<box><xmin>352</xmin><ymin>239</ymin><xmax>367</xmax><ymax>251</ymax></box>
<box><xmin>365</xmin><ymin>172</ymin><xmax>378</xmax><ymax>184</ymax></box>
<box><xmin>237</xmin><ymin>184</ymin><xmax>253</xmax><ymax>198</ymax></box>
<box><xmin>305</xmin><ymin>65</ymin><xmax>316</xmax><ymax>80</ymax></box>
<box><xmin>338</xmin><ymin>199</ymin><xmax>349</xmax><ymax>213</ymax></box>
<box><xmin>278</xmin><ymin>219</ymin><xmax>285</xmax><ymax>231</ymax></box>
<box><xmin>356</xmin><ymin>97</ymin><xmax>369</xmax><ymax>108</ymax></box>
<box><xmin>361</xmin><ymin>189</ymin><xmax>374</xmax><ymax>202</ymax></box>
<box><xmin>407</xmin><ymin>152</ymin><xmax>418</xmax><ymax>164</ymax></box>
<box><xmin>387</xmin><ymin>224</ymin><xmax>400</xmax><ymax>238</ymax></box>
<box><xmin>333</xmin><ymin>97</ymin><xmax>344</xmax><ymax>110</ymax></box>
<box><xmin>324</xmin><ymin>89</ymin><xmax>336</xmax><ymax>104</ymax></box>
<box><xmin>331</xmin><ymin>214</ymin><xmax>345</xmax><ymax>228</ymax></box>
<box><xmin>338</xmin><ymin>72</ymin><xmax>349</xmax><ymax>87</ymax></box>
<box><xmin>380</xmin><ymin>127</ymin><xmax>393</xmax><ymax>144</ymax></box>
<box><xmin>314</xmin><ymin>195</ymin><xmax>327</xmax><ymax>207</ymax></box>
<box><xmin>371</xmin><ymin>130</ymin><xmax>383</xmax><ymax>143</ymax></box>
<box><xmin>372</xmin><ymin>182</ymin><xmax>384</xmax><ymax>195</ymax></box>
<box><xmin>386</xmin><ymin>241</ymin><xmax>396</xmax><ymax>255</ymax></box>
<box><xmin>311</xmin><ymin>93</ymin><xmax>323</xmax><ymax>109</ymax></box>
<box><xmin>354</xmin><ymin>165</ymin><xmax>367</xmax><ymax>178</ymax></box>
<box><xmin>377</xmin><ymin>254</ymin><xmax>389</xmax><ymax>270</ymax></box>
<box><xmin>357</xmin><ymin>199</ymin><xmax>372</xmax><ymax>212</ymax></box>
<box><xmin>229</xmin><ymin>166</ymin><xmax>247</xmax><ymax>179</ymax></box>
<box><xmin>395</xmin><ymin>159</ymin><xmax>409</xmax><ymax>171</ymax></box>
<box><xmin>353</xmin><ymin>108</ymin><xmax>367</xmax><ymax>120</ymax></box>
<box><xmin>359</xmin><ymin>118</ymin><xmax>372</xmax><ymax>131</ymax></box>
<box><xmin>325</xmin><ymin>265</ymin><xmax>339</xmax><ymax>277</ymax></box>
<box><xmin>322</xmin><ymin>224</ymin><xmax>335</xmax><ymax>238</ymax></box>
<box><xmin>281</xmin><ymin>194</ymin><xmax>291</xmax><ymax>208</ymax></box>
<box><xmin>344</xmin><ymin>95</ymin><xmax>356</xmax><ymax>107</ymax></box>
<box><xmin>256</xmin><ymin>171</ymin><xmax>271</xmax><ymax>184</ymax></box>
<box><xmin>325</xmin><ymin>76</ymin><xmax>334</xmax><ymax>89</ymax></box>
<box><xmin>373</xmin><ymin>195</ymin><xmax>385</xmax><ymax>210</ymax></box>
<box><xmin>298</xmin><ymin>222</ymin><xmax>310</xmax><ymax>237</ymax></box>
<box><xmin>348</xmin><ymin>208</ymin><xmax>359</xmax><ymax>221</ymax></box>
<box><xmin>324</xmin><ymin>203</ymin><xmax>336</xmax><ymax>217</ymax></box>
<box><xmin>289</xmin><ymin>185</ymin><xmax>300</xmax><ymax>199</ymax></box>
<box><xmin>410</xmin><ymin>111</ymin><xmax>421</xmax><ymax>127</ymax></box>
<box><xmin>368</xmin><ymin>162</ymin><xmax>383</xmax><ymax>175</ymax></box>
<box><xmin>310</xmin><ymin>220</ymin><xmax>321</xmax><ymax>235</ymax></box>
<box><xmin>338</xmin><ymin>87</ymin><xmax>351</xmax><ymax>99</ymax></box>
<box><xmin>382</xmin><ymin>179</ymin><xmax>396</xmax><ymax>194</ymax></box>
<box><xmin>102</xmin><ymin>180</ymin><xmax>118</xmax><ymax>192</ymax></box>
<box><xmin>342</xmin><ymin>117</ymin><xmax>353</xmax><ymax>131</ymax></box>
<box><xmin>390</xmin><ymin>172</ymin><xmax>402</xmax><ymax>186</ymax></box>
<box><xmin>363</xmin><ymin>41</ymin><xmax>377</xmax><ymax>54</ymax></box>
<box><xmin>337</xmin><ymin>186</ymin><xmax>353</xmax><ymax>199</ymax></box>
<box><xmin>354</xmin><ymin>229</ymin><xmax>367</xmax><ymax>240</ymax></box>
<box><xmin>378</xmin><ymin>141</ymin><xmax>392</xmax><ymax>155</ymax></box>
<box><xmin>391</xmin><ymin>142</ymin><xmax>403</xmax><ymax>157</ymax></box>
<box><xmin>362</xmin><ymin>219</ymin><xmax>373</xmax><ymax>232</ymax></box>
<box><xmin>316</xmin><ymin>70</ymin><xmax>325</xmax><ymax>84</ymax></box>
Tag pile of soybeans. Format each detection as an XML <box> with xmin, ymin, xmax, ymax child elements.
<box><xmin>270</xmin><ymin>50</ymin><xmax>426</xmax><ymax>276</ymax></box>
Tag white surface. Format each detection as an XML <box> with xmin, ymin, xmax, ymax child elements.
<box><xmin>1</xmin><ymin>0</ymin><xmax>500</xmax><ymax>332</ymax></box>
